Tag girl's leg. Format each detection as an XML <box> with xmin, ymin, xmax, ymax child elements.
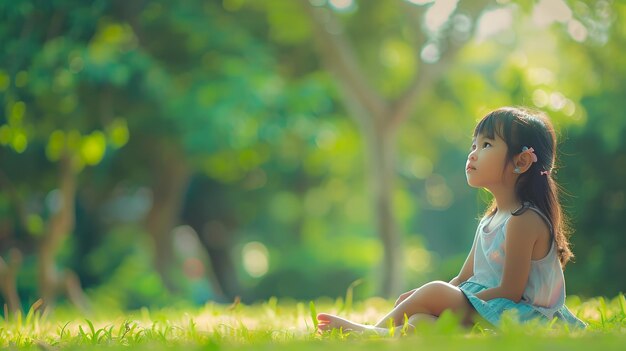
<box><xmin>317</xmin><ymin>313</ymin><xmax>435</xmax><ymax>335</ymax></box>
<box><xmin>407</xmin><ymin>313</ymin><xmax>438</xmax><ymax>325</ymax></box>
<box><xmin>317</xmin><ymin>280</ymin><xmax>475</xmax><ymax>334</ymax></box>
<box><xmin>392</xmin><ymin>313</ymin><xmax>438</xmax><ymax>336</ymax></box>
<box><xmin>374</xmin><ymin>280</ymin><xmax>474</xmax><ymax>328</ymax></box>
<box><xmin>317</xmin><ymin>313</ymin><xmax>388</xmax><ymax>334</ymax></box>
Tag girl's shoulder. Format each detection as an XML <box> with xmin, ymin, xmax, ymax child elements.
<box><xmin>511</xmin><ymin>202</ymin><xmax>553</xmax><ymax>233</ymax></box>
<box><xmin>506</xmin><ymin>207</ymin><xmax>551</xmax><ymax>242</ymax></box>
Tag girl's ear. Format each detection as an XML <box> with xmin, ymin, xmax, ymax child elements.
<box><xmin>514</xmin><ymin>152</ymin><xmax>534</xmax><ymax>173</ymax></box>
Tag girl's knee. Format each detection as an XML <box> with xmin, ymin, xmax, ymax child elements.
<box><xmin>420</xmin><ymin>280</ymin><xmax>453</xmax><ymax>295</ymax></box>
<box><xmin>415</xmin><ymin>281</ymin><xmax>468</xmax><ymax>315</ymax></box>
<box><xmin>421</xmin><ymin>280</ymin><xmax>446</xmax><ymax>288</ymax></box>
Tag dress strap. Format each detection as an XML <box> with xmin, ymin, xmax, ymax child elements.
<box><xmin>513</xmin><ymin>202</ymin><xmax>554</xmax><ymax>239</ymax></box>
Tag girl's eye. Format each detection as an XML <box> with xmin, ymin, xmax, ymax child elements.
<box><xmin>483</xmin><ymin>142</ymin><xmax>492</xmax><ymax>148</ymax></box>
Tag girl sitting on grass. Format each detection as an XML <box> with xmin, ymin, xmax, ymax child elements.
<box><xmin>317</xmin><ymin>107</ymin><xmax>586</xmax><ymax>334</ymax></box>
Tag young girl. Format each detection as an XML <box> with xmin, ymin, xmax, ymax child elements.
<box><xmin>317</xmin><ymin>107</ymin><xmax>586</xmax><ymax>334</ymax></box>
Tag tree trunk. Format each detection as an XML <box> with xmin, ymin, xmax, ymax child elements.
<box><xmin>181</xmin><ymin>176</ymin><xmax>241</xmax><ymax>302</ymax></box>
<box><xmin>0</xmin><ymin>249</ymin><xmax>22</xmax><ymax>315</ymax></box>
<box><xmin>366</xmin><ymin>126</ymin><xmax>403</xmax><ymax>297</ymax></box>
<box><xmin>144</xmin><ymin>140</ymin><xmax>190</xmax><ymax>293</ymax></box>
<box><xmin>38</xmin><ymin>152</ymin><xmax>76</xmax><ymax>308</ymax></box>
<box><xmin>201</xmin><ymin>219</ymin><xmax>243</xmax><ymax>301</ymax></box>
<box><xmin>63</xmin><ymin>269</ymin><xmax>90</xmax><ymax>312</ymax></box>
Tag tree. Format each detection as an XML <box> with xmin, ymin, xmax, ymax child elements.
<box><xmin>0</xmin><ymin>0</ymin><xmax>133</xmax><ymax>311</ymax></box>
<box><xmin>292</xmin><ymin>0</ymin><xmax>489</xmax><ymax>297</ymax></box>
<box><xmin>101</xmin><ymin>0</ymin><xmax>293</xmax><ymax>299</ymax></box>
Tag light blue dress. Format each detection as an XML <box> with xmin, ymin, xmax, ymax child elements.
<box><xmin>458</xmin><ymin>203</ymin><xmax>586</xmax><ymax>329</ymax></box>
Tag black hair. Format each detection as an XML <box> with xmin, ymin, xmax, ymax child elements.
<box><xmin>473</xmin><ymin>107</ymin><xmax>573</xmax><ymax>267</ymax></box>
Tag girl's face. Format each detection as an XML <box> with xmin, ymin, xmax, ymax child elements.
<box><xmin>465</xmin><ymin>133</ymin><xmax>511</xmax><ymax>188</ymax></box>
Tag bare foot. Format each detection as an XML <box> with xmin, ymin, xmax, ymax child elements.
<box><xmin>317</xmin><ymin>313</ymin><xmax>388</xmax><ymax>335</ymax></box>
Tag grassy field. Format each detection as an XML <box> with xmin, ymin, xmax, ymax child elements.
<box><xmin>0</xmin><ymin>294</ymin><xmax>624</xmax><ymax>350</ymax></box>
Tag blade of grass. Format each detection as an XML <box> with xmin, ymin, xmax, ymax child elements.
<box><xmin>344</xmin><ymin>278</ymin><xmax>363</xmax><ymax>316</ymax></box>
<box><xmin>86</xmin><ymin>319</ymin><xmax>96</xmax><ymax>338</ymax></box>
<box><xmin>598</xmin><ymin>297</ymin><xmax>607</xmax><ymax>328</ymax></box>
<box><xmin>387</xmin><ymin>317</ymin><xmax>395</xmax><ymax>337</ymax></box>
<box><xmin>16</xmin><ymin>309</ymin><xmax>22</xmax><ymax>329</ymax></box>
<box><xmin>58</xmin><ymin>321</ymin><xmax>71</xmax><ymax>340</ymax></box>
<box><xmin>24</xmin><ymin>299</ymin><xmax>43</xmax><ymax>327</ymax></box>
<box><xmin>309</xmin><ymin>301</ymin><xmax>318</xmax><ymax>331</ymax></box>
<box><xmin>400</xmin><ymin>313</ymin><xmax>409</xmax><ymax>336</ymax></box>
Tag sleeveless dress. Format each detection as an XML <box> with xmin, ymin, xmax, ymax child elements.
<box><xmin>458</xmin><ymin>202</ymin><xmax>586</xmax><ymax>329</ymax></box>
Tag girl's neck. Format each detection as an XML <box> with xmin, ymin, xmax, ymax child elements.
<box><xmin>489</xmin><ymin>185</ymin><xmax>522</xmax><ymax>214</ymax></box>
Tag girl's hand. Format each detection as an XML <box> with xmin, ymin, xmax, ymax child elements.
<box><xmin>394</xmin><ymin>288</ymin><xmax>417</xmax><ymax>307</ymax></box>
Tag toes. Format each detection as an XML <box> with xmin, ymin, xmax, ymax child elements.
<box><xmin>317</xmin><ymin>322</ymin><xmax>332</xmax><ymax>332</ymax></box>
<box><xmin>316</xmin><ymin>314</ymin><xmax>333</xmax><ymax>332</ymax></box>
<box><xmin>317</xmin><ymin>313</ymin><xmax>332</xmax><ymax>322</ymax></box>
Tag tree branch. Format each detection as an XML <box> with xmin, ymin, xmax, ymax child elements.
<box><xmin>388</xmin><ymin>0</ymin><xmax>490</xmax><ymax>131</ymax></box>
<box><xmin>46</xmin><ymin>10</ymin><xmax>66</xmax><ymax>41</ymax></box>
<box><xmin>400</xmin><ymin>0</ymin><xmax>428</xmax><ymax>50</ymax></box>
<box><xmin>387</xmin><ymin>40</ymin><xmax>463</xmax><ymax>131</ymax></box>
<box><xmin>0</xmin><ymin>169</ymin><xmax>31</xmax><ymax>237</ymax></box>
<box><xmin>301</xmin><ymin>1</ymin><xmax>388</xmax><ymax>128</ymax></box>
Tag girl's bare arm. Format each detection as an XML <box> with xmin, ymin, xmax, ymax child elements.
<box><xmin>475</xmin><ymin>212</ymin><xmax>544</xmax><ymax>302</ymax></box>
<box><xmin>449</xmin><ymin>235</ymin><xmax>477</xmax><ymax>286</ymax></box>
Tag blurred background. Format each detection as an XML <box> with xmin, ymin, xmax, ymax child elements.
<box><xmin>0</xmin><ymin>0</ymin><xmax>625</xmax><ymax>313</ymax></box>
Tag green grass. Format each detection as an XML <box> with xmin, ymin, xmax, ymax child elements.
<box><xmin>0</xmin><ymin>294</ymin><xmax>624</xmax><ymax>350</ymax></box>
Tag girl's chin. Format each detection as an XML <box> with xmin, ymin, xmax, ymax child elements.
<box><xmin>466</xmin><ymin>180</ymin><xmax>484</xmax><ymax>189</ymax></box>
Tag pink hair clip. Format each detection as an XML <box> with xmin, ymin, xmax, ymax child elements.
<box><xmin>540</xmin><ymin>170</ymin><xmax>551</xmax><ymax>176</ymax></box>
<box><xmin>521</xmin><ymin>146</ymin><xmax>538</xmax><ymax>163</ymax></box>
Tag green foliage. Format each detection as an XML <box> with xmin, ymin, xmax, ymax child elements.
<box><xmin>0</xmin><ymin>0</ymin><xmax>625</xmax><ymax>310</ymax></box>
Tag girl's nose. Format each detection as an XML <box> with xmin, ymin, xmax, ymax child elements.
<box><xmin>468</xmin><ymin>150</ymin><xmax>477</xmax><ymax>161</ymax></box>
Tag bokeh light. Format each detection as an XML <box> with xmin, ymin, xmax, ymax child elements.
<box><xmin>242</xmin><ymin>242</ymin><xmax>269</xmax><ymax>278</ymax></box>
